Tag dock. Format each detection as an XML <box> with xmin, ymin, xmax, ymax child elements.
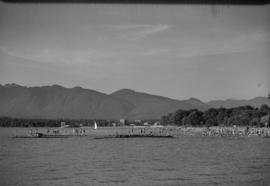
<box><xmin>94</xmin><ymin>134</ymin><xmax>174</xmax><ymax>139</ymax></box>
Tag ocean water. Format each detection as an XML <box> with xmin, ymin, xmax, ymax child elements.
<box><xmin>0</xmin><ymin>128</ymin><xmax>270</xmax><ymax>186</ymax></box>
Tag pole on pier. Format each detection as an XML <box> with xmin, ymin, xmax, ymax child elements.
<box><xmin>268</xmin><ymin>86</ymin><xmax>270</xmax><ymax>99</ymax></box>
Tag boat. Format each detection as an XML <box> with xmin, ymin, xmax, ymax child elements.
<box><xmin>13</xmin><ymin>133</ymin><xmax>70</xmax><ymax>138</ymax></box>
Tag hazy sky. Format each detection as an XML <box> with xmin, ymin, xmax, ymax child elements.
<box><xmin>0</xmin><ymin>3</ymin><xmax>269</xmax><ymax>101</ymax></box>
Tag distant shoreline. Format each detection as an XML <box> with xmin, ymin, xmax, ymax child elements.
<box><xmin>6</xmin><ymin>125</ymin><xmax>270</xmax><ymax>138</ymax></box>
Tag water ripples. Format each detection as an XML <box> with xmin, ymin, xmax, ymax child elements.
<box><xmin>1</xmin><ymin>128</ymin><xmax>270</xmax><ymax>186</ymax></box>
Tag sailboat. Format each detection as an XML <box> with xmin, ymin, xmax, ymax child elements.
<box><xmin>94</xmin><ymin>122</ymin><xmax>98</xmax><ymax>130</ymax></box>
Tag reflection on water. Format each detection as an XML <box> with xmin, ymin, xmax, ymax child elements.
<box><xmin>0</xmin><ymin>128</ymin><xmax>270</xmax><ymax>186</ymax></box>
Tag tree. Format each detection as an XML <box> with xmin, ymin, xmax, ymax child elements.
<box><xmin>160</xmin><ymin>113</ymin><xmax>174</xmax><ymax>125</ymax></box>
<box><xmin>260</xmin><ymin>114</ymin><xmax>270</xmax><ymax>127</ymax></box>
<box><xmin>259</xmin><ymin>104</ymin><xmax>270</xmax><ymax>116</ymax></box>
<box><xmin>250</xmin><ymin>118</ymin><xmax>260</xmax><ymax>126</ymax></box>
<box><xmin>173</xmin><ymin>109</ymin><xmax>190</xmax><ymax>126</ymax></box>
<box><xmin>182</xmin><ymin>110</ymin><xmax>204</xmax><ymax>126</ymax></box>
<box><xmin>203</xmin><ymin>108</ymin><xmax>218</xmax><ymax>126</ymax></box>
<box><xmin>216</xmin><ymin>108</ymin><xmax>229</xmax><ymax>125</ymax></box>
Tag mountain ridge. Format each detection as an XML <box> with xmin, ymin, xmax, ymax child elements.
<box><xmin>0</xmin><ymin>84</ymin><xmax>269</xmax><ymax>119</ymax></box>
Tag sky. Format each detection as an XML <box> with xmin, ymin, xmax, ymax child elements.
<box><xmin>0</xmin><ymin>3</ymin><xmax>269</xmax><ymax>101</ymax></box>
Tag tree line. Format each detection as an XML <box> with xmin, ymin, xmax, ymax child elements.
<box><xmin>0</xmin><ymin>118</ymin><xmax>119</xmax><ymax>127</ymax></box>
<box><xmin>160</xmin><ymin>104</ymin><xmax>270</xmax><ymax>127</ymax></box>
<box><xmin>0</xmin><ymin>117</ymin><xmax>157</xmax><ymax>127</ymax></box>
<box><xmin>0</xmin><ymin>104</ymin><xmax>269</xmax><ymax>127</ymax></box>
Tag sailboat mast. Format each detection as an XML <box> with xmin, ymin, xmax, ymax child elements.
<box><xmin>268</xmin><ymin>86</ymin><xmax>270</xmax><ymax>99</ymax></box>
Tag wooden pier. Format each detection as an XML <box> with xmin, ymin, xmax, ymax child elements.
<box><xmin>94</xmin><ymin>134</ymin><xmax>174</xmax><ymax>139</ymax></box>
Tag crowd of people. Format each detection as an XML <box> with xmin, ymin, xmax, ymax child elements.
<box><xmin>73</xmin><ymin>128</ymin><xmax>86</xmax><ymax>136</ymax></box>
<box><xmin>176</xmin><ymin>126</ymin><xmax>270</xmax><ymax>138</ymax></box>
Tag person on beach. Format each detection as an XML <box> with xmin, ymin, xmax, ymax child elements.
<box><xmin>257</xmin><ymin>128</ymin><xmax>261</xmax><ymax>136</ymax></box>
<box><xmin>267</xmin><ymin>129</ymin><xmax>270</xmax><ymax>137</ymax></box>
<box><xmin>28</xmin><ymin>129</ymin><xmax>33</xmax><ymax>136</ymax></box>
<box><xmin>232</xmin><ymin>125</ymin><xmax>237</xmax><ymax>136</ymax></box>
<box><xmin>245</xmin><ymin>126</ymin><xmax>249</xmax><ymax>135</ymax></box>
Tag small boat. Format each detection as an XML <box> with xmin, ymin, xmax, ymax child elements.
<box><xmin>13</xmin><ymin>133</ymin><xmax>70</xmax><ymax>138</ymax></box>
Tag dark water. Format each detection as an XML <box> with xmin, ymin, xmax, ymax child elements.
<box><xmin>0</xmin><ymin>128</ymin><xmax>270</xmax><ymax>186</ymax></box>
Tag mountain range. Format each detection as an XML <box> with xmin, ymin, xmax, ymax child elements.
<box><xmin>0</xmin><ymin>83</ymin><xmax>269</xmax><ymax>120</ymax></box>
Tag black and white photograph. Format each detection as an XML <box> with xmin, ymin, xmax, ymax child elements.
<box><xmin>0</xmin><ymin>1</ymin><xmax>270</xmax><ymax>185</ymax></box>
